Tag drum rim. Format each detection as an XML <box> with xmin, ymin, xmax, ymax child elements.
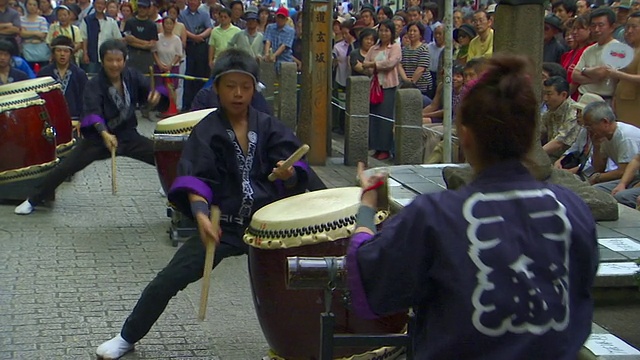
<box><xmin>154</xmin><ymin>108</ymin><xmax>216</xmax><ymax>134</ymax></box>
<box><xmin>0</xmin><ymin>158</ymin><xmax>59</xmax><ymax>184</ymax></box>
<box><xmin>0</xmin><ymin>76</ymin><xmax>59</xmax><ymax>94</ymax></box>
<box><xmin>0</xmin><ymin>92</ymin><xmax>45</xmax><ymax>112</ymax></box>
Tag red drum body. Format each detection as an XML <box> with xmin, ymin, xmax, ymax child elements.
<box><xmin>0</xmin><ymin>92</ymin><xmax>58</xmax><ymax>200</ymax></box>
<box><xmin>0</xmin><ymin>77</ymin><xmax>74</xmax><ymax>156</ymax></box>
<box><xmin>153</xmin><ymin>109</ymin><xmax>216</xmax><ymax>193</ymax></box>
<box><xmin>244</xmin><ymin>188</ymin><xmax>407</xmax><ymax>360</ymax></box>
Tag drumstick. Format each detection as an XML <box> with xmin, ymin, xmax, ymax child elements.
<box><xmin>268</xmin><ymin>144</ymin><xmax>310</xmax><ymax>182</ymax></box>
<box><xmin>111</xmin><ymin>147</ymin><xmax>117</xmax><ymax>195</ymax></box>
<box><xmin>199</xmin><ymin>206</ymin><xmax>220</xmax><ymax>321</ymax></box>
<box><xmin>149</xmin><ymin>65</ymin><xmax>155</xmax><ymax>92</ymax></box>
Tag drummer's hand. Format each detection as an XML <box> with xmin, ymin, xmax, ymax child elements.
<box><xmin>100</xmin><ymin>131</ymin><xmax>118</xmax><ymax>152</ymax></box>
<box><xmin>195</xmin><ymin>212</ymin><xmax>221</xmax><ymax>246</ymax></box>
<box><xmin>357</xmin><ymin>162</ymin><xmax>385</xmax><ymax>209</ymax></box>
<box><xmin>148</xmin><ymin>90</ymin><xmax>161</xmax><ymax>107</ymax></box>
<box><xmin>271</xmin><ymin>160</ymin><xmax>295</xmax><ymax>181</ymax></box>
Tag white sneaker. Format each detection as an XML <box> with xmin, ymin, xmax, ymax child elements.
<box><xmin>14</xmin><ymin>200</ymin><xmax>34</xmax><ymax>215</ymax></box>
<box><xmin>96</xmin><ymin>334</ymin><xmax>134</xmax><ymax>359</ymax></box>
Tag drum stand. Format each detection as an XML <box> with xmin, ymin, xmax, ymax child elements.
<box><xmin>166</xmin><ymin>206</ymin><xmax>198</xmax><ymax>247</ymax></box>
<box><xmin>318</xmin><ymin>273</ymin><xmax>416</xmax><ymax>359</ymax></box>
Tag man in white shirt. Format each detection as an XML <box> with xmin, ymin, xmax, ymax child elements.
<box><xmin>572</xmin><ymin>7</ymin><xmax>620</xmax><ymax>101</ymax></box>
<box><xmin>583</xmin><ymin>102</ymin><xmax>640</xmax><ymax>193</ymax></box>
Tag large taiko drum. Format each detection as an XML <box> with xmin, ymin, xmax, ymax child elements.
<box><xmin>0</xmin><ymin>92</ymin><xmax>58</xmax><ymax>199</ymax></box>
<box><xmin>153</xmin><ymin>108</ymin><xmax>216</xmax><ymax>193</ymax></box>
<box><xmin>0</xmin><ymin>77</ymin><xmax>75</xmax><ymax>157</ymax></box>
<box><xmin>244</xmin><ymin>187</ymin><xmax>407</xmax><ymax>360</ymax></box>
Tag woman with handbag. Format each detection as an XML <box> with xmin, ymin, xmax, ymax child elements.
<box><xmin>362</xmin><ymin>19</ymin><xmax>401</xmax><ymax>161</ymax></box>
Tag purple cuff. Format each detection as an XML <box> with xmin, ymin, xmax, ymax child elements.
<box><xmin>80</xmin><ymin>114</ymin><xmax>105</xmax><ymax>128</ymax></box>
<box><xmin>347</xmin><ymin>232</ymin><xmax>380</xmax><ymax>320</ymax></box>
<box><xmin>293</xmin><ymin>160</ymin><xmax>309</xmax><ymax>174</ymax></box>
<box><xmin>169</xmin><ymin>176</ymin><xmax>214</xmax><ymax>204</ymax></box>
<box><xmin>155</xmin><ymin>84</ymin><xmax>169</xmax><ymax>98</ymax></box>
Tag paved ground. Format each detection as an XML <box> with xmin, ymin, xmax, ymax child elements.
<box><xmin>0</xmin><ymin>116</ymin><xmax>366</xmax><ymax>360</ymax></box>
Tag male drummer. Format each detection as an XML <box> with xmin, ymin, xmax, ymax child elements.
<box><xmin>0</xmin><ymin>39</ymin><xmax>28</xmax><ymax>84</ymax></box>
<box><xmin>14</xmin><ymin>39</ymin><xmax>168</xmax><ymax>215</ymax></box>
<box><xmin>96</xmin><ymin>48</ymin><xmax>309</xmax><ymax>360</ymax></box>
<box><xmin>37</xmin><ymin>36</ymin><xmax>88</xmax><ymax>119</ymax></box>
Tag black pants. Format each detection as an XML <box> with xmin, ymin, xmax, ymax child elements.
<box><xmin>183</xmin><ymin>41</ymin><xmax>210</xmax><ymax>111</ymax></box>
<box><xmin>120</xmin><ymin>233</ymin><xmax>248</xmax><ymax>343</ymax></box>
<box><xmin>29</xmin><ymin>132</ymin><xmax>154</xmax><ymax>205</ymax></box>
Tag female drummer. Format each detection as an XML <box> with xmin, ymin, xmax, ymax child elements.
<box><xmin>349</xmin><ymin>55</ymin><xmax>599</xmax><ymax>359</ymax></box>
<box><xmin>95</xmin><ymin>48</ymin><xmax>309</xmax><ymax>359</ymax></box>
<box><xmin>14</xmin><ymin>39</ymin><xmax>168</xmax><ymax>215</ymax></box>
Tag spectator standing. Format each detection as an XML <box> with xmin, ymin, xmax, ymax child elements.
<box><xmin>576</xmin><ymin>0</ymin><xmax>591</xmax><ymax>16</ymax></box>
<box><xmin>81</xmin><ymin>0</ymin><xmax>122</xmax><ymax>74</ymax></box>
<box><xmin>20</xmin><ymin>0</ymin><xmax>49</xmax><ymax>69</ymax></box>
<box><xmin>350</xmin><ymin>28</ymin><xmax>377</xmax><ymax>76</ymax></box>
<box><xmin>543</xmin><ymin>14</ymin><xmax>568</xmax><ymax>64</ymax></box>
<box><xmin>123</xmin><ymin>0</ymin><xmax>157</xmax><ymax>74</ymax></box>
<box><xmin>229</xmin><ymin>0</ymin><xmax>246</xmax><ymax>29</ymax></box>
<box><xmin>263</xmin><ymin>7</ymin><xmax>295</xmax><ymax>70</ymax></box>
<box><xmin>106</xmin><ymin>0</ymin><xmax>119</xmax><ymax>21</ymax></box>
<box><xmin>76</xmin><ymin>0</ymin><xmax>94</xmax><ymax>25</ymax></box>
<box><xmin>228</xmin><ymin>9</ymin><xmax>264</xmax><ymax>60</ymax></box>
<box><xmin>467</xmin><ymin>10</ymin><xmax>493</xmax><ymax>60</ymax></box>
<box><xmin>208</xmin><ymin>8</ymin><xmax>240</xmax><ymax>67</ymax></box>
<box><xmin>119</xmin><ymin>2</ymin><xmax>133</xmax><ymax>32</ymax></box>
<box><xmin>46</xmin><ymin>5</ymin><xmax>83</xmax><ymax>56</ymax></box>
<box><xmin>0</xmin><ymin>0</ymin><xmax>20</xmax><ymax>43</ymax></box>
<box><xmin>399</xmin><ymin>21</ymin><xmax>432</xmax><ymax>99</ymax></box>
<box><xmin>613</xmin><ymin>0</ymin><xmax>632</xmax><ymax>43</ymax></box>
<box><xmin>560</xmin><ymin>16</ymin><xmax>593</xmax><ymax>99</ymax></box>
<box><xmin>607</xmin><ymin>12</ymin><xmax>640</xmax><ymax>127</ymax></box>
<box><xmin>257</xmin><ymin>6</ymin><xmax>270</xmax><ymax>33</ymax></box>
<box><xmin>153</xmin><ymin>16</ymin><xmax>182</xmax><ymax>91</ymax></box>
<box><xmin>427</xmin><ymin>23</ymin><xmax>444</xmax><ymax>85</ymax></box>
<box><xmin>552</xmin><ymin>0</ymin><xmax>577</xmax><ymax>24</ymax></box>
<box><xmin>39</xmin><ymin>0</ymin><xmax>55</xmax><ymax>24</ymax></box>
<box><xmin>454</xmin><ymin>23</ymin><xmax>476</xmax><ymax>65</ymax></box>
<box><xmin>179</xmin><ymin>0</ymin><xmax>211</xmax><ymax>110</ymax></box>
<box><xmin>166</xmin><ymin>5</ymin><xmax>186</xmax><ymax>48</ymax></box>
<box><xmin>362</xmin><ymin>19</ymin><xmax>401</xmax><ymax>161</ymax></box>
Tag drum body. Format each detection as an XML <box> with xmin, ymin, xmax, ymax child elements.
<box><xmin>0</xmin><ymin>92</ymin><xmax>58</xmax><ymax>199</ymax></box>
<box><xmin>244</xmin><ymin>188</ymin><xmax>407</xmax><ymax>360</ymax></box>
<box><xmin>0</xmin><ymin>77</ymin><xmax>74</xmax><ymax>156</ymax></box>
<box><xmin>153</xmin><ymin>108</ymin><xmax>216</xmax><ymax>193</ymax></box>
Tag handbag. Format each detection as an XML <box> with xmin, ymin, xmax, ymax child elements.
<box><xmin>370</xmin><ymin>71</ymin><xmax>384</xmax><ymax>105</ymax></box>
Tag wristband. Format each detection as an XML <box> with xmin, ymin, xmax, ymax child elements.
<box><xmin>190</xmin><ymin>200</ymin><xmax>210</xmax><ymax>217</ymax></box>
<box><xmin>95</xmin><ymin>122</ymin><xmax>107</xmax><ymax>133</ymax></box>
<box><xmin>356</xmin><ymin>205</ymin><xmax>376</xmax><ymax>233</ymax></box>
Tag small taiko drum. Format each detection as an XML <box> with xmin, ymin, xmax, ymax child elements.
<box><xmin>153</xmin><ymin>108</ymin><xmax>216</xmax><ymax>193</ymax></box>
<box><xmin>244</xmin><ymin>187</ymin><xmax>407</xmax><ymax>360</ymax></box>
<box><xmin>0</xmin><ymin>77</ymin><xmax>75</xmax><ymax>157</ymax></box>
<box><xmin>0</xmin><ymin>92</ymin><xmax>58</xmax><ymax>199</ymax></box>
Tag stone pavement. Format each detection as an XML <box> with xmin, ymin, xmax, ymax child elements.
<box><xmin>0</xmin><ymin>117</ymin><xmax>365</xmax><ymax>360</ymax></box>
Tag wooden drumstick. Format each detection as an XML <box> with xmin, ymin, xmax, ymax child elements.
<box><xmin>149</xmin><ymin>65</ymin><xmax>155</xmax><ymax>91</ymax></box>
<box><xmin>111</xmin><ymin>147</ymin><xmax>117</xmax><ymax>195</ymax></box>
<box><xmin>199</xmin><ymin>206</ymin><xmax>220</xmax><ymax>321</ymax></box>
<box><xmin>268</xmin><ymin>144</ymin><xmax>310</xmax><ymax>182</ymax></box>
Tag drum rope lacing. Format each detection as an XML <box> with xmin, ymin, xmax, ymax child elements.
<box><xmin>247</xmin><ymin>215</ymin><xmax>358</xmax><ymax>240</ymax></box>
<box><xmin>0</xmin><ymin>81</ymin><xmax>60</xmax><ymax>95</ymax></box>
<box><xmin>0</xmin><ymin>159</ymin><xmax>59</xmax><ymax>183</ymax></box>
<box><xmin>154</xmin><ymin>126</ymin><xmax>196</xmax><ymax>135</ymax></box>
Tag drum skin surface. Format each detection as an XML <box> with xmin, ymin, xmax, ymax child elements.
<box><xmin>0</xmin><ymin>94</ymin><xmax>56</xmax><ymax>173</ymax></box>
<box><xmin>0</xmin><ymin>77</ymin><xmax>73</xmax><ymax>147</ymax></box>
<box><xmin>244</xmin><ymin>188</ymin><xmax>407</xmax><ymax>359</ymax></box>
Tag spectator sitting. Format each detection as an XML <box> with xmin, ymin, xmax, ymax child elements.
<box><xmin>541</xmin><ymin>76</ymin><xmax>579</xmax><ymax>161</ymax></box>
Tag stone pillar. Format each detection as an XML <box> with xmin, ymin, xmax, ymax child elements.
<box><xmin>298</xmin><ymin>3</ymin><xmax>332</xmax><ymax>165</ymax></box>
<box><xmin>344</xmin><ymin>76</ymin><xmax>370</xmax><ymax>166</ymax></box>
<box><xmin>278</xmin><ymin>62</ymin><xmax>298</xmax><ymax>131</ymax></box>
<box><xmin>394</xmin><ymin>88</ymin><xmax>423</xmax><ymax>165</ymax></box>
<box><xmin>259</xmin><ymin>60</ymin><xmax>277</xmax><ymax>109</ymax></box>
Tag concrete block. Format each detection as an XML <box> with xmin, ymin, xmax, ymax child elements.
<box><xmin>278</xmin><ymin>62</ymin><xmax>298</xmax><ymax>131</ymax></box>
<box><xmin>259</xmin><ymin>60</ymin><xmax>277</xmax><ymax>108</ymax></box>
<box><xmin>394</xmin><ymin>88</ymin><xmax>423</xmax><ymax>165</ymax></box>
<box><xmin>344</xmin><ymin>76</ymin><xmax>370</xmax><ymax>166</ymax></box>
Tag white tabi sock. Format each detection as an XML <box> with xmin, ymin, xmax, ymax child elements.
<box><xmin>96</xmin><ymin>334</ymin><xmax>134</xmax><ymax>359</ymax></box>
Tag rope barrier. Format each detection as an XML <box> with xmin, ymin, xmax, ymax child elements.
<box><xmin>144</xmin><ymin>73</ymin><xmax>210</xmax><ymax>82</ymax></box>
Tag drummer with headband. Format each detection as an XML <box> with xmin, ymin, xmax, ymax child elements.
<box><xmin>349</xmin><ymin>55</ymin><xmax>598</xmax><ymax>359</ymax></box>
<box><xmin>37</xmin><ymin>36</ymin><xmax>88</xmax><ymax>120</ymax></box>
<box><xmin>95</xmin><ymin>48</ymin><xmax>309</xmax><ymax>359</ymax></box>
<box><xmin>14</xmin><ymin>39</ymin><xmax>169</xmax><ymax>215</ymax></box>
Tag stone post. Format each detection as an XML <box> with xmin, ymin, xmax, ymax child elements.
<box><xmin>259</xmin><ymin>60</ymin><xmax>277</xmax><ymax>109</ymax></box>
<box><xmin>394</xmin><ymin>88</ymin><xmax>423</xmax><ymax>165</ymax></box>
<box><xmin>344</xmin><ymin>76</ymin><xmax>370</xmax><ymax>166</ymax></box>
<box><xmin>278</xmin><ymin>62</ymin><xmax>298</xmax><ymax>131</ymax></box>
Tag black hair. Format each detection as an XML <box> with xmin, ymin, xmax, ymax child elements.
<box><xmin>219</xmin><ymin>7</ymin><xmax>232</xmax><ymax>17</ymax></box>
<box><xmin>358</xmin><ymin>27</ymin><xmax>378</xmax><ymax>44</ymax></box>
<box><xmin>543</xmin><ymin>75</ymin><xmax>570</xmax><ymax>94</ymax></box>
<box><xmin>542</xmin><ymin>62</ymin><xmax>567</xmax><ymax>79</ymax></box>
<box><xmin>229</xmin><ymin>0</ymin><xmax>243</xmax><ymax>10</ymax></box>
<box><xmin>99</xmin><ymin>38</ymin><xmax>128</xmax><ymax>62</ymax></box>
<box><xmin>407</xmin><ymin>5</ymin><xmax>421</xmax><ymax>13</ymax></box>
<box><xmin>589</xmin><ymin>7</ymin><xmax>615</xmax><ymax>25</ymax></box>
<box><xmin>50</xmin><ymin>35</ymin><xmax>75</xmax><ymax>49</ymax></box>
<box><xmin>378</xmin><ymin>5</ymin><xmax>393</xmax><ymax>19</ymax></box>
<box><xmin>423</xmin><ymin>2</ymin><xmax>439</xmax><ymax>20</ymax></box>
<box><xmin>453</xmin><ymin>64</ymin><xmax>464</xmax><ymax>75</ymax></box>
<box><xmin>0</xmin><ymin>39</ymin><xmax>14</xmax><ymax>55</ymax></box>
<box><xmin>212</xmin><ymin>48</ymin><xmax>260</xmax><ymax>84</ymax></box>
<box><xmin>552</xmin><ymin>0</ymin><xmax>577</xmax><ymax>15</ymax></box>
<box><xmin>406</xmin><ymin>21</ymin><xmax>425</xmax><ymax>37</ymax></box>
<box><xmin>465</xmin><ymin>57</ymin><xmax>486</xmax><ymax>73</ymax></box>
<box><xmin>378</xmin><ymin>19</ymin><xmax>396</xmax><ymax>43</ymax></box>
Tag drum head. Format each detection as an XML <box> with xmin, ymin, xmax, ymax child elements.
<box><xmin>0</xmin><ymin>92</ymin><xmax>45</xmax><ymax>113</ymax></box>
<box><xmin>0</xmin><ymin>77</ymin><xmax>57</xmax><ymax>95</ymax></box>
<box><xmin>245</xmin><ymin>187</ymin><xmax>387</xmax><ymax>249</ymax></box>
<box><xmin>154</xmin><ymin>108</ymin><xmax>216</xmax><ymax>135</ymax></box>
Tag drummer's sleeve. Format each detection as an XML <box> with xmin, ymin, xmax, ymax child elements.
<box><xmin>168</xmin><ymin>122</ymin><xmax>220</xmax><ymax>218</ymax></box>
<box><xmin>347</xmin><ymin>197</ymin><xmax>433</xmax><ymax>319</ymax></box>
<box><xmin>81</xmin><ymin>80</ymin><xmax>107</xmax><ymax>129</ymax></box>
<box><xmin>133</xmin><ymin>69</ymin><xmax>170</xmax><ymax>113</ymax></box>
<box><xmin>265</xmin><ymin>114</ymin><xmax>309</xmax><ymax>193</ymax></box>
